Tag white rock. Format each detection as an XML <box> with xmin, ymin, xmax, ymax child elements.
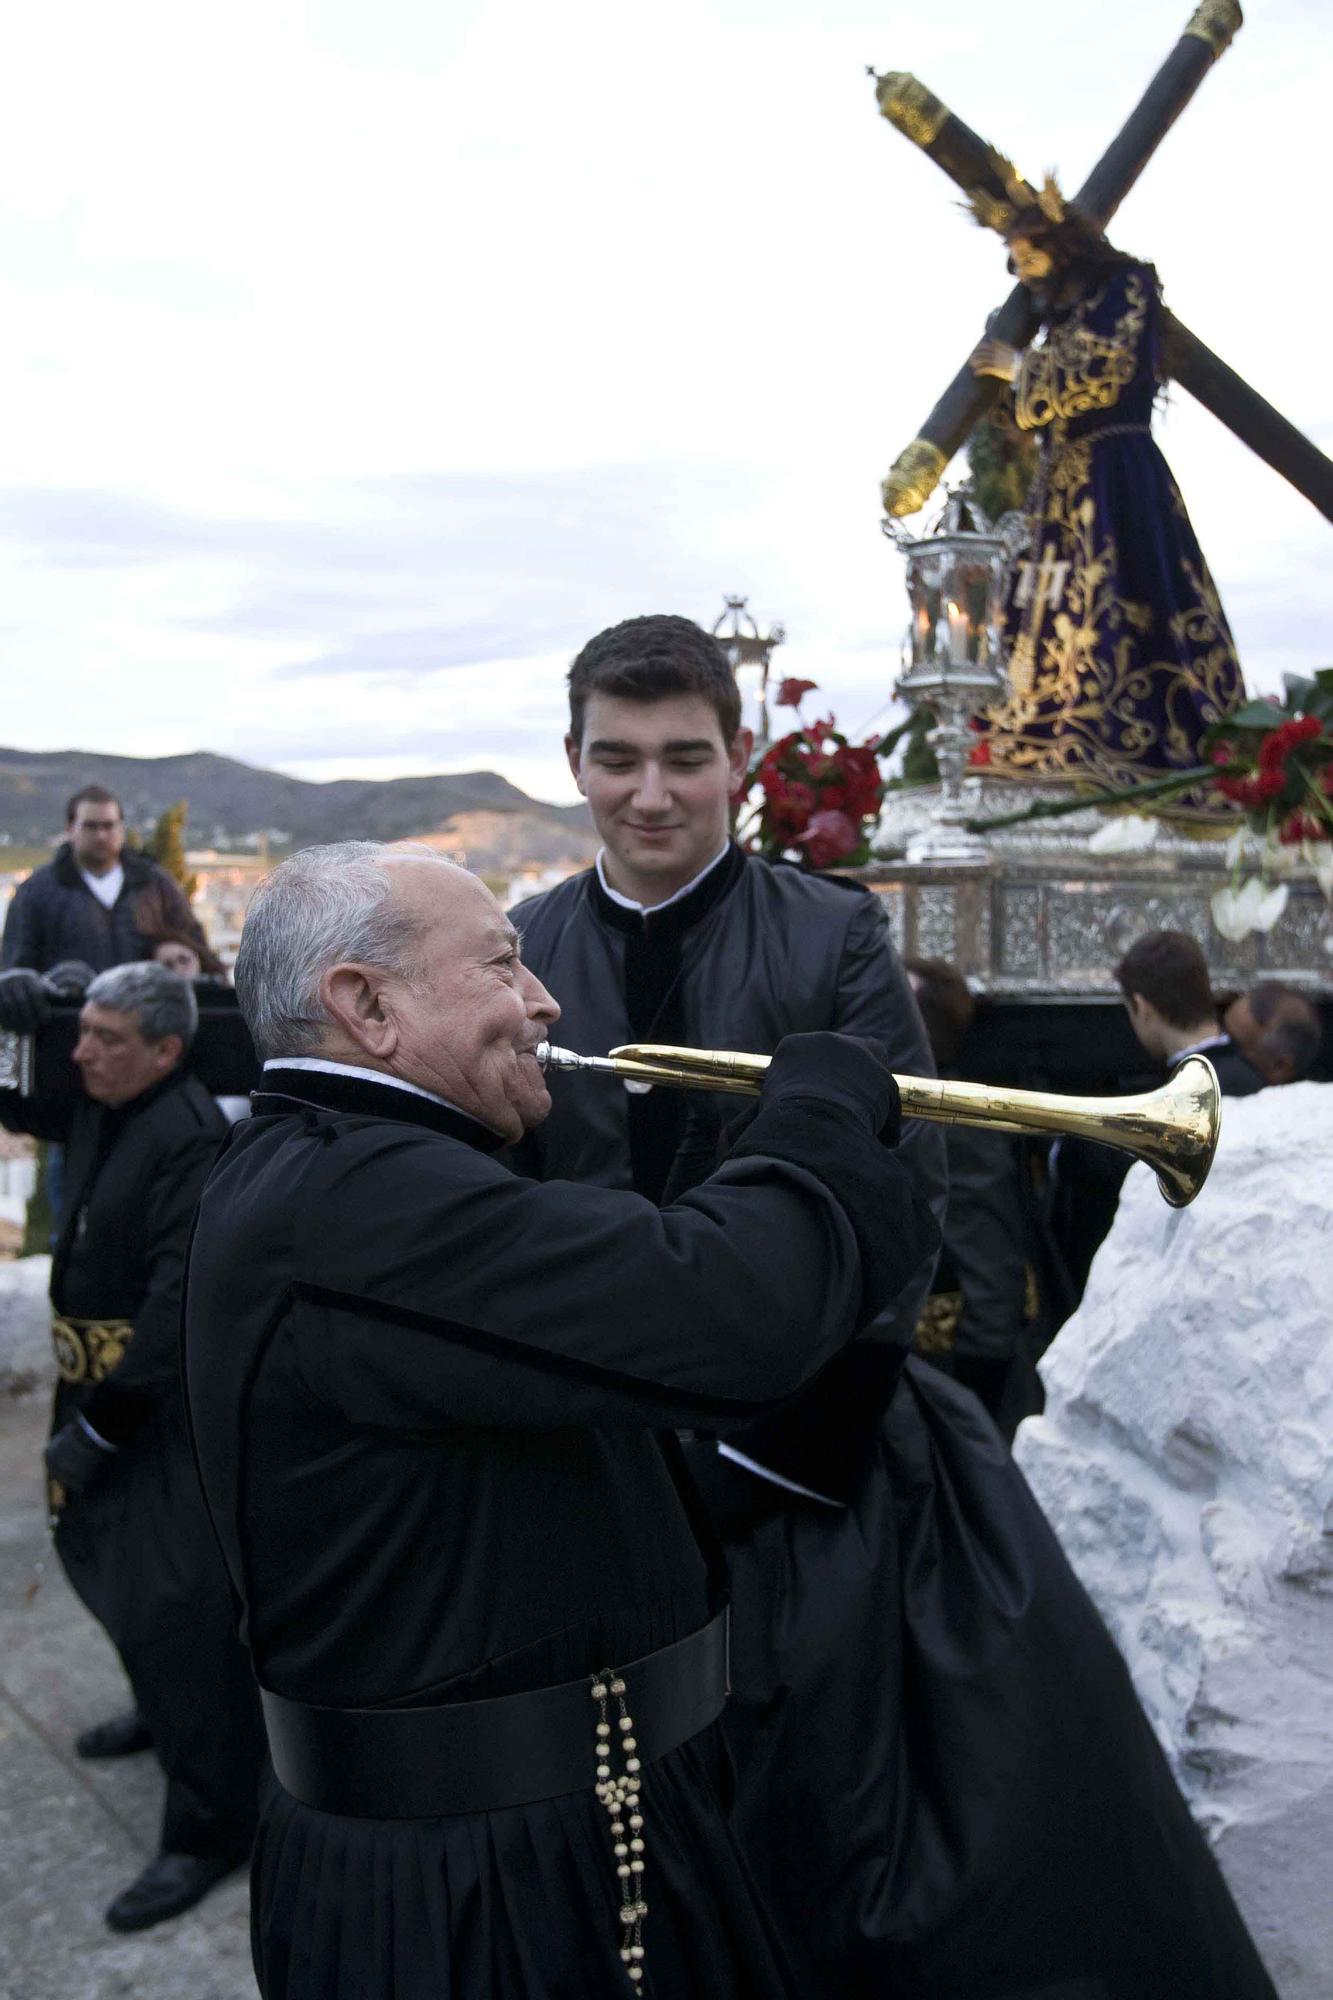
<box><xmin>0</xmin><ymin>1257</ymin><xmax>53</xmax><ymax>1398</ymax></box>
<box><xmin>1017</xmin><ymin>1082</ymin><xmax>1333</xmax><ymax>1997</ymax></box>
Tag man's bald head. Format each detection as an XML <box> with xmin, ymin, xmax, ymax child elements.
<box><xmin>235</xmin><ymin>840</ymin><xmax>560</xmax><ymax>1139</ymax></box>
<box><xmin>236</xmin><ymin>842</ymin><xmax>462</xmax><ymax>1062</ymax></box>
<box><xmin>1224</xmin><ymin>982</ymin><xmax>1324</xmax><ymax>1087</ymax></box>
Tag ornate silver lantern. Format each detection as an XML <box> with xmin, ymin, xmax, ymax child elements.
<box><xmin>883</xmin><ymin>487</ymin><xmax>1010</xmax><ymax>864</ymax></box>
<box><xmin>711</xmin><ymin>596</ymin><xmax>786</xmax><ymax>746</ymax></box>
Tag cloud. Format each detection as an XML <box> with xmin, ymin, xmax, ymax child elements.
<box><xmin>271</xmin><ymin>621</ymin><xmax>586</xmax><ymax>682</ymax></box>
<box><xmin>0</xmin><ymin>0</ymin><xmax>1326</xmax><ymax>809</ymax></box>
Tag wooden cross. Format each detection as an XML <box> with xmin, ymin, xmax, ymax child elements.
<box><xmin>873</xmin><ymin>2</ymin><xmax>1333</xmax><ymax>525</ymax></box>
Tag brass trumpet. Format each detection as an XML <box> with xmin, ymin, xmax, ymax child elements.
<box><xmin>535</xmin><ymin>1042</ymin><xmax>1221</xmax><ymax>1208</ymax></box>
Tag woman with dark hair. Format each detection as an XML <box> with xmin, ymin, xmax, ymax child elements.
<box><xmin>970</xmin><ymin>201</ymin><xmax>1244</xmax><ymax>814</ymax></box>
<box><xmin>151</xmin><ymin>928</ymin><xmax>228</xmax><ymax>982</ymax></box>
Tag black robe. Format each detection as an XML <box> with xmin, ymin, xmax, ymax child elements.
<box><xmin>0</xmin><ymin>1066</ymin><xmax>264</xmax><ymax>1860</ymax></box>
<box><xmin>514</xmin><ymin>850</ymin><xmax>1278</xmax><ymax>2000</ymax></box>
<box><xmin>182</xmin><ymin>1056</ymin><xmax>935</xmax><ymax>2000</ymax></box>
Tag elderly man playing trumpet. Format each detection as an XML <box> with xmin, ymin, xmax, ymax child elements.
<box><xmin>182</xmin><ymin>840</ymin><xmax>937</xmax><ymax>2000</ymax></box>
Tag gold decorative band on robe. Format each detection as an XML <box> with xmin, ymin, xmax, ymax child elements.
<box><xmin>914</xmin><ymin>1292</ymin><xmax>963</xmax><ymax>1357</ymax></box>
<box><xmin>51</xmin><ymin>1316</ymin><xmax>135</xmax><ymax>1384</ymax></box>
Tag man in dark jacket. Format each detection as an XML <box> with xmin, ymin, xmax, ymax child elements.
<box><xmin>0</xmin><ymin>962</ymin><xmax>264</xmax><ymax>1931</ymax></box>
<box><xmin>512</xmin><ymin>616</ymin><xmax>1277</xmax><ymax>2000</ymax></box>
<box><xmin>1</xmin><ymin>784</ymin><xmax>201</xmax><ymax>981</ymax></box>
<box><xmin>183</xmin><ymin>841</ymin><xmax>936</xmax><ymax>1999</ymax></box>
<box><xmin>1116</xmin><ymin>929</ymin><xmax>1265</xmax><ymax>1096</ymax></box>
<box><xmin>904</xmin><ymin>955</ymin><xmax>1067</xmax><ymax>1436</ymax></box>
<box><xmin>1052</xmin><ymin>929</ymin><xmax>1270</xmax><ymax>1297</ymax></box>
<box><xmin>1221</xmin><ymin>978</ymin><xmax>1325</xmax><ymax>1086</ymax></box>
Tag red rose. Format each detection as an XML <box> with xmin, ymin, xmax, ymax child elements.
<box><xmin>763</xmin><ymin>777</ymin><xmax>817</xmax><ymax>840</ymax></box>
<box><xmin>1255</xmin><ymin>767</ymin><xmax>1286</xmax><ymax>802</ymax></box>
<box><xmin>1211</xmin><ymin>745</ymin><xmax>1233</xmax><ymax>768</ymax></box>
<box><xmin>775</xmin><ymin>677</ymin><xmax>819</xmax><ymax>709</ymax></box>
<box><xmin>1279</xmin><ymin>808</ymin><xmax>1327</xmax><ymax>845</ymax></box>
<box><xmin>968</xmin><ymin>740</ymin><xmax>992</xmax><ymax>767</ymax></box>
<box><xmin>832</xmin><ymin>745</ymin><xmax>882</xmax><ymax>816</ymax></box>
<box><xmin>797</xmin><ymin>809</ymin><xmax>860</xmax><ymax>869</ymax></box>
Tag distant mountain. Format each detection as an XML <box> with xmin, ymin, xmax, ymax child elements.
<box><xmin>0</xmin><ymin>747</ymin><xmax>595</xmax><ymax>868</ymax></box>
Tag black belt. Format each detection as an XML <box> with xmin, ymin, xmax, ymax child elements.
<box><xmin>260</xmin><ymin>1609</ymin><xmax>729</xmax><ymax>1820</ymax></box>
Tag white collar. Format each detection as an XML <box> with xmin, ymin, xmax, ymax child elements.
<box><xmin>1168</xmin><ymin>1033</ymin><xmax>1229</xmax><ymax>1066</ymax></box>
<box><xmin>79</xmin><ymin>861</ymin><xmax>124</xmax><ymax>908</ymax></box>
<box><xmin>595</xmin><ymin>843</ymin><xmax>730</xmax><ymax>916</ymax></box>
<box><xmin>261</xmin><ymin>1056</ymin><xmax>469</xmax><ymax>1118</ymax></box>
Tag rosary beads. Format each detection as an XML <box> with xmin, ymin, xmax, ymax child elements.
<box><xmin>591</xmin><ymin>1671</ymin><xmax>647</xmax><ymax>1984</ymax></box>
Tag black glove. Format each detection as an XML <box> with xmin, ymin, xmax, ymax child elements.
<box><xmin>760</xmin><ymin>1032</ymin><xmax>903</xmax><ymax>1147</ymax></box>
<box><xmin>0</xmin><ymin>969</ymin><xmax>53</xmax><ymax>1034</ymax></box>
<box><xmin>43</xmin><ymin>1417</ymin><xmax>118</xmax><ymax>1498</ymax></box>
<box><xmin>44</xmin><ymin>960</ymin><xmax>95</xmax><ymax>1001</ymax></box>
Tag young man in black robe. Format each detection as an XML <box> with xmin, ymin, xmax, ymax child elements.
<box><xmin>0</xmin><ymin>963</ymin><xmax>264</xmax><ymax>1930</ymax></box>
<box><xmin>512</xmin><ymin>616</ymin><xmax>1278</xmax><ymax>2000</ymax></box>
<box><xmin>1054</xmin><ymin>930</ymin><xmax>1269</xmax><ymax>1297</ymax></box>
<box><xmin>182</xmin><ymin>840</ymin><xmax>937</xmax><ymax>2000</ymax></box>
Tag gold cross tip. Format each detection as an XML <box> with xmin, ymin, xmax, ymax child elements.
<box><xmin>875</xmin><ymin>73</ymin><xmax>948</xmax><ymax>149</ymax></box>
<box><xmin>1184</xmin><ymin>0</ymin><xmax>1243</xmax><ymax>57</ymax></box>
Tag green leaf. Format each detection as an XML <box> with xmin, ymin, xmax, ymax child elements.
<box><xmin>962</xmin><ymin>765</ymin><xmax>1215</xmax><ymax>833</ymax></box>
<box><xmin>871</xmin><ymin>716</ymin><xmax>915</xmax><ymax>760</ymax></box>
<box><xmin>1225</xmin><ymin>699</ymin><xmax>1289</xmax><ymax>731</ymax></box>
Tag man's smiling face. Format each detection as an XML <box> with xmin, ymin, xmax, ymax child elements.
<box><xmin>312</xmin><ymin>859</ymin><xmax>561</xmax><ymax>1141</ymax></box>
<box><xmin>566</xmin><ymin>693</ymin><xmax>751</xmax><ymax>906</ymax></box>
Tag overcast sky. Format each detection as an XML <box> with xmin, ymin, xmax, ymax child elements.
<box><xmin>2</xmin><ymin>0</ymin><xmax>1328</xmax><ymax>807</ymax></box>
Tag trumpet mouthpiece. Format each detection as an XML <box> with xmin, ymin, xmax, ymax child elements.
<box><xmin>534</xmin><ymin>1043</ymin><xmax>618</xmax><ymax>1077</ymax></box>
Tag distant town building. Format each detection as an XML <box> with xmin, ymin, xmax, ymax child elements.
<box><xmin>185</xmin><ymin>852</ymin><xmax>271</xmax><ymax>967</ymax></box>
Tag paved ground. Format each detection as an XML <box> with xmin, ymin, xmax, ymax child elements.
<box><xmin>0</xmin><ymin>1387</ymin><xmax>255</xmax><ymax>2000</ymax></box>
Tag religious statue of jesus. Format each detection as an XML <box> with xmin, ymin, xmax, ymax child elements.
<box><xmin>969</xmin><ymin>197</ymin><xmax>1245</xmax><ymax>812</ymax></box>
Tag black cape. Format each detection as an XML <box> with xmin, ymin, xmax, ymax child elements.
<box><xmin>182</xmin><ymin>1056</ymin><xmax>935</xmax><ymax>1999</ymax></box>
<box><xmin>0</xmin><ymin>1066</ymin><xmax>263</xmax><ymax>1859</ymax></box>
<box><xmin>514</xmin><ymin>850</ymin><xmax>1277</xmax><ymax>2000</ymax></box>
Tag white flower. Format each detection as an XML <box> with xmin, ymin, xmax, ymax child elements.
<box><xmin>1211</xmin><ymin>876</ymin><xmax>1289</xmax><ymax>941</ymax></box>
<box><xmin>1088</xmin><ymin>814</ymin><xmax>1160</xmax><ymax>855</ymax></box>
<box><xmin>1252</xmin><ymin>880</ymin><xmax>1289</xmax><ymax>931</ymax></box>
<box><xmin>1223</xmin><ymin>827</ymin><xmax>1250</xmax><ymax>870</ymax></box>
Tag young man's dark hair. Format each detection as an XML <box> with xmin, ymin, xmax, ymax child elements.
<box><xmin>1113</xmin><ymin>929</ymin><xmax>1214</xmax><ymax>1029</ymax></box>
<box><xmin>567</xmin><ymin>614</ymin><xmax>741</xmax><ymax>744</ymax></box>
<box><xmin>904</xmin><ymin>958</ymin><xmax>976</xmax><ymax>1072</ymax></box>
<box><xmin>66</xmin><ymin>783</ymin><xmax>123</xmax><ymax>824</ymax></box>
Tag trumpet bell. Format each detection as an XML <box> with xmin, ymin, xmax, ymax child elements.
<box><xmin>1114</xmin><ymin>1052</ymin><xmax>1221</xmax><ymax>1209</ymax></box>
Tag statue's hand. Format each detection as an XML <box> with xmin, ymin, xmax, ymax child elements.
<box><xmin>970</xmin><ymin>339</ymin><xmax>1020</xmax><ymax>383</ymax></box>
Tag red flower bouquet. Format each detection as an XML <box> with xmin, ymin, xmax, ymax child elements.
<box><xmin>1203</xmin><ymin>675</ymin><xmax>1333</xmax><ymax>937</ymax></box>
<box><xmin>1206</xmin><ymin>695</ymin><xmax>1332</xmax><ymax>845</ymax></box>
<box><xmin>739</xmin><ymin>681</ymin><xmax>887</xmax><ymax>870</ymax></box>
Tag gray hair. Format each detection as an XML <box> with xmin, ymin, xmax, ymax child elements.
<box><xmin>86</xmin><ymin>963</ymin><xmax>199</xmax><ymax>1050</ymax></box>
<box><xmin>234</xmin><ymin>842</ymin><xmax>457</xmax><ymax>1062</ymax></box>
